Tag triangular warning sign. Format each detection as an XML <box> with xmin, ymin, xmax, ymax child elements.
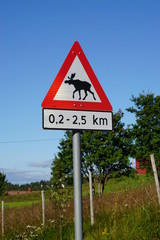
<box><xmin>41</xmin><ymin>41</ymin><xmax>112</xmax><ymax>112</ymax></box>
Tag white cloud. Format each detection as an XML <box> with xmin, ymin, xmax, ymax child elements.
<box><xmin>28</xmin><ymin>159</ymin><xmax>52</xmax><ymax>168</ymax></box>
<box><xmin>0</xmin><ymin>167</ymin><xmax>51</xmax><ymax>184</ymax></box>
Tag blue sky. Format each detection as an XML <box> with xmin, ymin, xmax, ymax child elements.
<box><xmin>0</xmin><ymin>0</ymin><xmax>160</xmax><ymax>184</ymax></box>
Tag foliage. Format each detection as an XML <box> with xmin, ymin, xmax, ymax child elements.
<box><xmin>50</xmin><ymin>111</ymin><xmax>132</xmax><ymax>192</ymax></box>
<box><xmin>126</xmin><ymin>92</ymin><xmax>160</xmax><ymax>171</ymax></box>
<box><xmin>0</xmin><ymin>175</ymin><xmax>154</xmax><ymax>208</ymax></box>
<box><xmin>3</xmin><ymin>202</ymin><xmax>160</xmax><ymax>240</ymax></box>
<box><xmin>5</xmin><ymin>180</ymin><xmax>51</xmax><ymax>192</ymax></box>
<box><xmin>53</xmin><ymin>131</ymin><xmax>73</xmax><ymax>186</ymax></box>
<box><xmin>81</xmin><ymin>110</ymin><xmax>132</xmax><ymax>191</ymax></box>
<box><xmin>83</xmin><ymin>205</ymin><xmax>160</xmax><ymax>240</ymax></box>
<box><xmin>0</xmin><ymin>175</ymin><xmax>158</xmax><ymax>239</ymax></box>
<box><xmin>0</xmin><ymin>172</ymin><xmax>7</xmax><ymax>196</ymax></box>
<box><xmin>103</xmin><ymin>174</ymin><xmax>154</xmax><ymax>194</ymax></box>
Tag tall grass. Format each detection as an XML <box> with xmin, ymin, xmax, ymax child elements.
<box><xmin>0</xmin><ymin>175</ymin><xmax>159</xmax><ymax>239</ymax></box>
<box><xmin>83</xmin><ymin>205</ymin><xmax>160</xmax><ymax>240</ymax></box>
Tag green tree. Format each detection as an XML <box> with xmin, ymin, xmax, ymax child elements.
<box><xmin>0</xmin><ymin>172</ymin><xmax>7</xmax><ymax>196</ymax></box>
<box><xmin>126</xmin><ymin>93</ymin><xmax>160</xmax><ymax>163</ymax></box>
<box><xmin>51</xmin><ymin>111</ymin><xmax>131</xmax><ymax>192</ymax></box>
<box><xmin>51</xmin><ymin>155</ymin><xmax>67</xmax><ymax>188</ymax></box>
<box><xmin>51</xmin><ymin>131</ymin><xmax>73</xmax><ymax>186</ymax></box>
<box><xmin>81</xmin><ymin>110</ymin><xmax>131</xmax><ymax>191</ymax></box>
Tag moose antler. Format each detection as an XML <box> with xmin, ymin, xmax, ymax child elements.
<box><xmin>68</xmin><ymin>73</ymin><xmax>76</xmax><ymax>79</ymax></box>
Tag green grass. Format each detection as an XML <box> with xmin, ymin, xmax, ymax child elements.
<box><xmin>103</xmin><ymin>174</ymin><xmax>154</xmax><ymax>194</ymax></box>
<box><xmin>83</xmin><ymin>205</ymin><xmax>160</xmax><ymax>240</ymax></box>
<box><xmin>0</xmin><ymin>191</ymin><xmax>41</xmax><ymax>202</ymax></box>
<box><xmin>0</xmin><ymin>190</ymin><xmax>51</xmax><ymax>209</ymax></box>
<box><xmin>0</xmin><ymin>174</ymin><xmax>154</xmax><ymax>209</ymax></box>
<box><xmin>3</xmin><ymin>205</ymin><xmax>159</xmax><ymax>240</ymax></box>
<box><xmin>3</xmin><ymin>200</ymin><xmax>40</xmax><ymax>208</ymax></box>
<box><xmin>0</xmin><ymin>175</ymin><xmax>158</xmax><ymax>240</ymax></box>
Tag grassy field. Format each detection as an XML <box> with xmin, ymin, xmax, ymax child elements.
<box><xmin>0</xmin><ymin>174</ymin><xmax>153</xmax><ymax>208</ymax></box>
<box><xmin>0</xmin><ymin>174</ymin><xmax>159</xmax><ymax>239</ymax></box>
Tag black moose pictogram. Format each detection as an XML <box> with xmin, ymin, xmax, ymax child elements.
<box><xmin>64</xmin><ymin>73</ymin><xmax>96</xmax><ymax>100</ymax></box>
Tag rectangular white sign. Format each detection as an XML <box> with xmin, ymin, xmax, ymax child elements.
<box><xmin>42</xmin><ymin>109</ymin><xmax>113</xmax><ymax>131</ymax></box>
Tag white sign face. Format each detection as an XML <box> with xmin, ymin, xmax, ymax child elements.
<box><xmin>54</xmin><ymin>56</ymin><xmax>101</xmax><ymax>102</ymax></box>
<box><xmin>43</xmin><ymin>109</ymin><xmax>113</xmax><ymax>131</ymax></box>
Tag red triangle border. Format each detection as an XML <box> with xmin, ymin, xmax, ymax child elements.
<box><xmin>41</xmin><ymin>41</ymin><xmax>112</xmax><ymax>112</ymax></box>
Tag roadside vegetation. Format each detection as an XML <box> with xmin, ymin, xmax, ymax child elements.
<box><xmin>0</xmin><ymin>174</ymin><xmax>159</xmax><ymax>239</ymax></box>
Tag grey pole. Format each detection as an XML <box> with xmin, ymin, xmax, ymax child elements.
<box><xmin>72</xmin><ymin>130</ymin><xmax>83</xmax><ymax>240</ymax></box>
<box><xmin>2</xmin><ymin>201</ymin><xmax>4</xmax><ymax>236</ymax></box>
<box><xmin>41</xmin><ymin>190</ymin><xmax>45</xmax><ymax>227</ymax></box>
<box><xmin>89</xmin><ymin>170</ymin><xmax>94</xmax><ymax>226</ymax></box>
<box><xmin>150</xmin><ymin>154</ymin><xmax>160</xmax><ymax>206</ymax></box>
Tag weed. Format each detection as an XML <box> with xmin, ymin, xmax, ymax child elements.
<box><xmin>0</xmin><ymin>175</ymin><xmax>159</xmax><ymax>239</ymax></box>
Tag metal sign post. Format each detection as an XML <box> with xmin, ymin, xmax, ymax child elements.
<box><xmin>72</xmin><ymin>130</ymin><xmax>83</xmax><ymax>240</ymax></box>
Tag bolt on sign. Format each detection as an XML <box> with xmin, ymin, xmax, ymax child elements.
<box><xmin>41</xmin><ymin>41</ymin><xmax>113</xmax><ymax>130</ymax></box>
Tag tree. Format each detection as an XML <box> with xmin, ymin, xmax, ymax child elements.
<box><xmin>0</xmin><ymin>172</ymin><xmax>7</xmax><ymax>196</ymax></box>
<box><xmin>51</xmin><ymin>111</ymin><xmax>131</xmax><ymax>192</ymax></box>
<box><xmin>51</xmin><ymin>155</ymin><xmax>67</xmax><ymax>188</ymax></box>
<box><xmin>126</xmin><ymin>92</ymin><xmax>160</xmax><ymax>171</ymax></box>
<box><xmin>51</xmin><ymin>131</ymin><xmax>73</xmax><ymax>186</ymax></box>
<box><xmin>81</xmin><ymin>110</ymin><xmax>131</xmax><ymax>191</ymax></box>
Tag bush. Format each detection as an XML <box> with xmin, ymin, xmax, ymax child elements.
<box><xmin>0</xmin><ymin>172</ymin><xmax>6</xmax><ymax>196</ymax></box>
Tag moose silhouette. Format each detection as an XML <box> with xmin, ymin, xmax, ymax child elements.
<box><xmin>64</xmin><ymin>73</ymin><xmax>96</xmax><ymax>100</ymax></box>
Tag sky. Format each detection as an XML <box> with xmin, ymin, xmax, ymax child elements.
<box><xmin>0</xmin><ymin>0</ymin><xmax>160</xmax><ymax>184</ymax></box>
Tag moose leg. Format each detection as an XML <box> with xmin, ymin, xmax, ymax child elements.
<box><xmin>89</xmin><ymin>89</ymin><xmax>96</xmax><ymax>100</ymax></box>
<box><xmin>78</xmin><ymin>90</ymin><xmax>81</xmax><ymax>100</ymax></box>
<box><xmin>73</xmin><ymin>90</ymin><xmax>77</xmax><ymax>99</ymax></box>
<box><xmin>83</xmin><ymin>90</ymin><xmax>88</xmax><ymax>100</ymax></box>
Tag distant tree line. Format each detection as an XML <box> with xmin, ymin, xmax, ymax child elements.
<box><xmin>5</xmin><ymin>180</ymin><xmax>51</xmax><ymax>192</ymax></box>
<box><xmin>0</xmin><ymin>179</ymin><xmax>52</xmax><ymax>195</ymax></box>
